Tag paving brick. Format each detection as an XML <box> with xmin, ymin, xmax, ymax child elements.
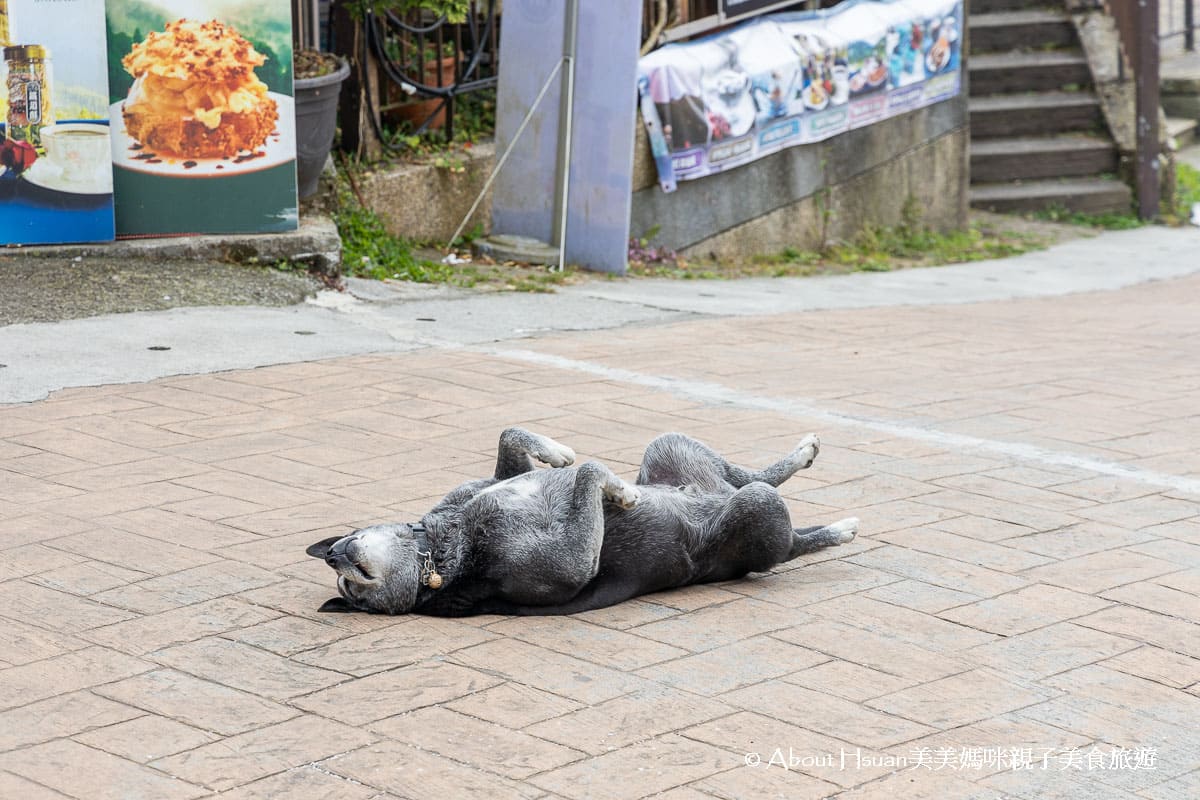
<box><xmin>938</xmin><ymin>584</ymin><xmax>1112</xmax><ymax>636</ymax></box>
<box><xmin>450</xmin><ymin>639</ymin><xmax>649</xmax><ymax>705</ymax></box>
<box><xmin>0</xmin><ymin>543</ymin><xmax>85</xmax><ymax>581</ymax></box>
<box><xmin>1076</xmin><ymin>604</ymin><xmax>1200</xmax><ymax>659</ymax></box>
<box><xmin>86</xmin><ymin>597</ymin><xmax>280</xmax><ymax>655</ymax></box>
<box><xmin>292</xmin><ymin>659</ymin><xmax>501</xmax><ymax>725</ymax></box>
<box><xmin>0</xmin><ymin>771</ymin><xmax>73</xmax><ymax>799</ymax></box>
<box><xmin>834</xmin><ymin>769</ymin><xmax>1010</xmax><ymax>799</ymax></box>
<box><xmin>772</xmin><ymin>619</ymin><xmax>974</xmax><ymax>681</ymax></box>
<box><xmin>443</xmin><ymin>681</ymin><xmax>582</xmax><ymax>729</ymax></box>
<box><xmin>1100</xmin><ymin>645</ymin><xmax>1200</xmax><ymax>689</ymax></box>
<box><xmin>1022</xmin><ymin>549</ymin><xmax>1183</xmax><ymax>594</ymax></box>
<box><xmin>680</xmin><ymin>710</ymin><xmax>896</xmax><ymax>789</ymax></box>
<box><xmin>151</xmin><ymin>714</ymin><xmax>377</xmax><ymax>791</ymax></box>
<box><xmin>105</xmin><ymin>506</ymin><xmax>264</xmax><ymax>550</ymax></box>
<box><xmin>1072</xmin><ymin>495</ymin><xmax>1199</xmax><ymax>529</ymax></box>
<box><xmin>524</xmin><ymin>686</ymin><xmax>727</xmax><ymax>756</ymax></box>
<box><xmin>221</xmin><ymin>615</ymin><xmax>348</xmax><ymax>656</ymax></box>
<box><xmin>801</xmin><ymin>593</ymin><xmax>998</xmax><ymax>652</ymax></box>
<box><xmin>784</xmin><ymin>659</ymin><xmax>917</xmax><ymax>703</ymax></box>
<box><xmin>74</xmin><ymin>715</ymin><xmax>220</xmax><ymax>763</ymax></box>
<box><xmin>1041</xmin><ymin>665</ymin><xmax>1200</xmax><ymax>729</ymax></box>
<box><xmin>91</xmin><ymin>561</ymin><xmax>282</xmax><ymax>615</ymax></box>
<box><xmin>293</xmin><ymin>617</ymin><xmax>497</xmax><ymax>675</ymax></box>
<box><xmin>325</xmin><ymin>738</ymin><xmax>542</xmax><ymax>800</ymax></box>
<box><xmin>848</xmin><ymin>546</ymin><xmax>1028</xmax><ymax>599</ymax></box>
<box><xmin>0</xmin><ymin>739</ymin><xmax>206</xmax><ymax>800</ymax></box>
<box><xmin>28</xmin><ymin>560</ymin><xmax>148</xmax><ymax>597</ymax></box>
<box><xmin>878</xmin><ymin>528</ymin><xmax>1053</xmax><ymax>573</ymax></box>
<box><xmin>928</xmin><ymin>515</ymin><xmax>1039</xmax><ymax>543</ymax></box>
<box><xmin>1003</xmin><ymin>521</ymin><xmax>1156</xmax><ymax>560</ymax></box>
<box><xmin>529</xmin><ymin>734</ymin><xmax>735</xmax><ymax>800</ymax></box>
<box><xmin>152</xmin><ymin>637</ymin><xmax>346</xmax><ymax>701</ymax></box>
<box><xmin>968</xmin><ymin>622</ymin><xmax>1140</xmax><ymax>679</ymax></box>
<box><xmin>860</xmin><ymin>578</ymin><xmax>980</xmax><ymax>614</ymax></box>
<box><xmin>485</xmin><ymin>616</ymin><xmax>688</xmax><ymax>671</ymax></box>
<box><xmin>1101</xmin><ymin>580</ymin><xmax>1200</xmax><ymax>619</ymax></box>
<box><xmin>725</xmin><ymin>559</ymin><xmax>899</xmax><ymax>605</ymax></box>
<box><xmin>637</xmin><ymin>634</ymin><xmax>827</xmax><ymax>697</ymax></box>
<box><xmin>371</xmin><ymin>706</ymin><xmax>582</xmax><ymax>778</ymax></box>
<box><xmin>0</xmin><ymin>646</ymin><xmax>151</xmax><ymax>711</ymax></box>
<box><xmin>47</xmin><ymin>528</ymin><xmax>217</xmax><ymax>576</ymax></box>
<box><xmin>95</xmin><ymin>669</ymin><xmax>298</xmax><ymax>736</ymax></box>
<box><xmin>198</xmin><ymin>765</ymin><xmax>384</xmax><ymax>800</ymax></box>
<box><xmin>723</xmin><ymin>680</ymin><xmax>936</xmax><ymax>749</ymax></box>
<box><xmin>867</xmin><ymin>668</ymin><xmax>1055</xmax><ymax>729</ymax></box>
<box><xmin>628</xmin><ymin>597</ymin><xmax>810</xmax><ymax>653</ymax></box>
<box><xmin>891</xmin><ymin>712</ymin><xmax>1091</xmax><ymax>778</ymax></box>
<box><xmin>0</xmin><ymin>617</ymin><xmax>86</xmax><ymax>666</ymax></box>
<box><xmin>0</xmin><ymin>690</ymin><xmax>141</xmax><ymax>751</ymax></box>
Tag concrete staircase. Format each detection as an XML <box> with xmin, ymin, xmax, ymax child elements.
<box><xmin>968</xmin><ymin>0</ymin><xmax>1133</xmax><ymax>214</ymax></box>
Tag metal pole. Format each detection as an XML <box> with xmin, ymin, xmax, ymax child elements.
<box><xmin>551</xmin><ymin>0</ymin><xmax>579</xmax><ymax>271</ymax></box>
<box><xmin>1187</xmin><ymin>0</ymin><xmax>1195</xmax><ymax>51</ymax></box>
<box><xmin>1135</xmin><ymin>0</ymin><xmax>1160</xmax><ymax>220</ymax></box>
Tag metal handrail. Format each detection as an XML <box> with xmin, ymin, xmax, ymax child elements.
<box><xmin>1161</xmin><ymin>0</ymin><xmax>1196</xmax><ymax>52</ymax></box>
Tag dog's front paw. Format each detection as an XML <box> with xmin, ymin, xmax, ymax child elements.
<box><xmin>537</xmin><ymin>442</ymin><xmax>576</xmax><ymax>468</ymax></box>
<box><xmin>606</xmin><ymin>481</ymin><xmax>641</xmax><ymax>510</ymax></box>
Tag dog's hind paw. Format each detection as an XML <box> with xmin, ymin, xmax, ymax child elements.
<box><xmin>537</xmin><ymin>443</ymin><xmax>576</xmax><ymax>468</ymax></box>
<box><xmin>606</xmin><ymin>481</ymin><xmax>641</xmax><ymax>510</ymax></box>
<box><xmin>827</xmin><ymin>517</ymin><xmax>858</xmax><ymax>544</ymax></box>
<box><xmin>793</xmin><ymin>434</ymin><xmax>820</xmax><ymax>469</ymax></box>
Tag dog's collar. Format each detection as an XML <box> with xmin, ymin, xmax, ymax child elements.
<box><xmin>410</xmin><ymin>523</ymin><xmax>444</xmax><ymax>590</ymax></box>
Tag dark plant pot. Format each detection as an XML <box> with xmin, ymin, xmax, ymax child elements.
<box><xmin>383</xmin><ymin>55</ymin><xmax>458</xmax><ymax>130</ymax></box>
<box><xmin>294</xmin><ymin>57</ymin><xmax>351</xmax><ymax>199</ymax></box>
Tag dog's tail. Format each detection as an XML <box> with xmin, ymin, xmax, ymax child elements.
<box><xmin>789</xmin><ymin>517</ymin><xmax>858</xmax><ymax>558</ymax></box>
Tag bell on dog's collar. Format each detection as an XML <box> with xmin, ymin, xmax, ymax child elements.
<box><xmin>417</xmin><ymin>548</ymin><xmax>442</xmax><ymax>590</ymax></box>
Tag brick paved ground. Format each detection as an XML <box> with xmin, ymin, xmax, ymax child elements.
<box><xmin>2</xmin><ymin>273</ymin><xmax>1198</xmax><ymax>799</ymax></box>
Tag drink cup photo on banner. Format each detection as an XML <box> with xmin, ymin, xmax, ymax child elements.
<box><xmin>106</xmin><ymin>1</ymin><xmax>297</xmax><ymax>234</ymax></box>
<box><xmin>638</xmin><ymin>0</ymin><xmax>963</xmax><ymax>191</ymax></box>
<box><xmin>1</xmin><ymin>0</ymin><xmax>116</xmax><ymax>245</ymax></box>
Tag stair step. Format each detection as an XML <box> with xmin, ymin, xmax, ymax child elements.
<box><xmin>970</xmin><ymin>177</ymin><xmax>1132</xmax><ymax>215</ymax></box>
<box><xmin>971</xmin><ymin>9</ymin><xmax>1076</xmax><ymax>53</ymax></box>
<box><xmin>970</xmin><ymin>51</ymin><xmax>1092</xmax><ymax>95</ymax></box>
<box><xmin>1167</xmin><ymin>116</ymin><xmax>1198</xmax><ymax>149</ymax></box>
<box><xmin>971</xmin><ymin>91</ymin><xmax>1104</xmax><ymax>137</ymax></box>
<box><xmin>972</xmin><ymin>134</ymin><xmax>1117</xmax><ymax>182</ymax></box>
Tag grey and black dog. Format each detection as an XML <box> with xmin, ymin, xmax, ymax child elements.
<box><xmin>307</xmin><ymin>428</ymin><xmax>858</xmax><ymax>616</ymax></box>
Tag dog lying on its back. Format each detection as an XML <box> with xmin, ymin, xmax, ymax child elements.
<box><xmin>307</xmin><ymin>428</ymin><xmax>858</xmax><ymax>616</ymax></box>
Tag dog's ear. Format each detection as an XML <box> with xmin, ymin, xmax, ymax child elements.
<box><xmin>306</xmin><ymin>536</ymin><xmax>343</xmax><ymax>559</ymax></box>
<box><xmin>318</xmin><ymin>596</ymin><xmax>355</xmax><ymax>613</ymax></box>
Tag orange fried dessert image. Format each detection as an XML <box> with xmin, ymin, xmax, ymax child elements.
<box><xmin>121</xmin><ymin>19</ymin><xmax>279</xmax><ymax>159</ymax></box>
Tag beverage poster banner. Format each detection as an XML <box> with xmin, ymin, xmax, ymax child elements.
<box><xmin>1</xmin><ymin>0</ymin><xmax>116</xmax><ymax>245</ymax></box>
<box><xmin>105</xmin><ymin>1</ymin><xmax>297</xmax><ymax>235</ymax></box>
<box><xmin>637</xmin><ymin>0</ymin><xmax>963</xmax><ymax>192</ymax></box>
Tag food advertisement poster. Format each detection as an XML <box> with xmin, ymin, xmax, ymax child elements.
<box><xmin>1</xmin><ymin>0</ymin><xmax>116</xmax><ymax>245</ymax></box>
<box><xmin>638</xmin><ymin>0</ymin><xmax>963</xmax><ymax>192</ymax></box>
<box><xmin>105</xmin><ymin>0</ymin><xmax>297</xmax><ymax>235</ymax></box>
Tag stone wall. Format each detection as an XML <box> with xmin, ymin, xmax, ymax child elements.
<box><xmin>629</xmin><ymin>95</ymin><xmax>970</xmax><ymax>258</ymax></box>
<box><xmin>362</xmin><ymin>97</ymin><xmax>970</xmax><ymax>259</ymax></box>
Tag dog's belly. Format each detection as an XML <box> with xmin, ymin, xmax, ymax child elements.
<box><xmin>596</xmin><ymin>488</ymin><xmax>729</xmax><ymax>588</ymax></box>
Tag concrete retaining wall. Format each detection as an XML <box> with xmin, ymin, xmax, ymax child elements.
<box><xmin>363</xmin><ymin>96</ymin><xmax>970</xmax><ymax>259</ymax></box>
<box><xmin>630</xmin><ymin>95</ymin><xmax>970</xmax><ymax>258</ymax></box>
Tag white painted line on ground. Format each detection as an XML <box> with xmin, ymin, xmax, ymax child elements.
<box><xmin>486</xmin><ymin>347</ymin><xmax>1200</xmax><ymax>498</ymax></box>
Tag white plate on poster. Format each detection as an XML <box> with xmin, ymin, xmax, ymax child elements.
<box><xmin>21</xmin><ymin>159</ymin><xmax>113</xmax><ymax>195</ymax></box>
<box><xmin>110</xmin><ymin>93</ymin><xmax>296</xmax><ymax>178</ymax></box>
